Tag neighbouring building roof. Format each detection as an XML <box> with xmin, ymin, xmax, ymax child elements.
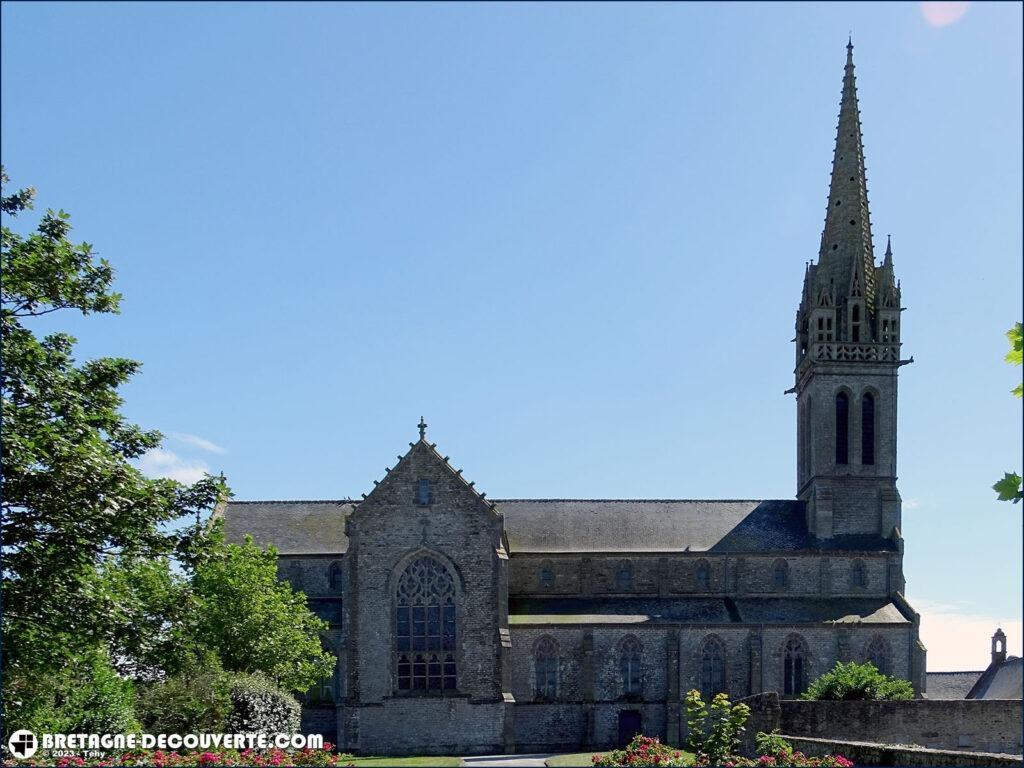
<box><xmin>925</xmin><ymin>671</ymin><xmax>985</xmax><ymax>700</ymax></box>
<box><xmin>219</xmin><ymin>498</ymin><xmax>898</xmax><ymax>556</ymax></box>
<box><xmin>508</xmin><ymin>597</ymin><xmax>911</xmax><ymax>626</ymax></box>
<box><xmin>967</xmin><ymin>656</ymin><xmax>1023</xmax><ymax>700</ymax></box>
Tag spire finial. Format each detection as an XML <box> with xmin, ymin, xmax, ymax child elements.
<box><xmin>418</xmin><ymin>416</ymin><xmax>427</xmax><ymax>440</ymax></box>
<box><xmin>885</xmin><ymin>234</ymin><xmax>892</xmax><ymax>258</ymax></box>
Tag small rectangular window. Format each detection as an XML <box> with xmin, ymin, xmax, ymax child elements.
<box><xmin>416</xmin><ymin>478</ymin><xmax>432</xmax><ymax>505</ymax></box>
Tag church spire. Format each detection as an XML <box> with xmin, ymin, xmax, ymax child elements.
<box><xmin>818</xmin><ymin>39</ymin><xmax>876</xmax><ymax>307</ymax></box>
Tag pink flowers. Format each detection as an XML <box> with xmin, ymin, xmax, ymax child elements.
<box><xmin>592</xmin><ymin>734</ymin><xmax>689</xmax><ymax>767</ymax></box>
<box><xmin>10</xmin><ymin>746</ymin><xmax>349</xmax><ymax>767</ymax></box>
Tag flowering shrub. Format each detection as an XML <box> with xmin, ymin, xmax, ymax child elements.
<box><xmin>592</xmin><ymin>734</ymin><xmax>689</xmax><ymax>766</ymax></box>
<box><xmin>225</xmin><ymin>675</ymin><xmax>301</xmax><ymax>739</ymax></box>
<box><xmin>692</xmin><ymin>751</ymin><xmax>853</xmax><ymax>767</ymax></box>
<box><xmin>684</xmin><ymin>690</ymin><xmax>750</xmax><ymax>764</ymax></box>
<box><xmin>11</xmin><ymin>745</ymin><xmax>353</xmax><ymax>767</ymax></box>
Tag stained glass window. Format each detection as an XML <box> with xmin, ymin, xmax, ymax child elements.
<box><xmin>395</xmin><ymin>556</ymin><xmax>456</xmax><ymax>692</ymax></box>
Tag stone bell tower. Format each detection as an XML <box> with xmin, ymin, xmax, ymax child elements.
<box><xmin>793</xmin><ymin>41</ymin><xmax>910</xmax><ymax>542</ymax></box>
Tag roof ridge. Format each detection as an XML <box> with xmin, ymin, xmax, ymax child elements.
<box><xmin>492</xmin><ymin>498</ymin><xmax>788</xmax><ymax>503</ymax></box>
<box><xmin>227</xmin><ymin>497</ymin><xmax>796</xmax><ymax>505</ymax></box>
<box><xmin>228</xmin><ymin>499</ymin><xmax>357</xmax><ymax>505</ymax></box>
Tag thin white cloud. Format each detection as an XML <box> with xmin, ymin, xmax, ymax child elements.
<box><xmin>169</xmin><ymin>432</ymin><xmax>226</xmax><ymax>455</ymax></box>
<box><xmin>138</xmin><ymin>448</ymin><xmax>211</xmax><ymax>485</ymax></box>
<box><xmin>915</xmin><ymin>598</ymin><xmax>1023</xmax><ymax>671</ymax></box>
<box><xmin>903</xmin><ymin>498</ymin><xmax>922</xmax><ymax>510</ymax></box>
<box><xmin>920</xmin><ymin>2</ymin><xmax>970</xmax><ymax>27</ymax></box>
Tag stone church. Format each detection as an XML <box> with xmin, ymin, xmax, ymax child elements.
<box><xmin>220</xmin><ymin>43</ymin><xmax>926</xmax><ymax>755</ymax></box>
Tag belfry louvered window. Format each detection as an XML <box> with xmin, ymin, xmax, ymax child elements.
<box><xmin>395</xmin><ymin>556</ymin><xmax>456</xmax><ymax>692</ymax></box>
<box><xmin>835</xmin><ymin>392</ymin><xmax>849</xmax><ymax>465</ymax></box>
<box><xmin>861</xmin><ymin>393</ymin><xmax>875</xmax><ymax>465</ymax></box>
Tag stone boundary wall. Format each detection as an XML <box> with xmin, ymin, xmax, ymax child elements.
<box><xmin>782</xmin><ymin>735</ymin><xmax>1023</xmax><ymax>767</ymax></box>
<box><xmin>779</xmin><ymin>699</ymin><xmax>1023</xmax><ymax>755</ymax></box>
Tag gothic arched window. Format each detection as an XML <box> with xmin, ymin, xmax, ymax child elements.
<box><xmin>395</xmin><ymin>556</ymin><xmax>456</xmax><ymax>693</ymax></box>
<box><xmin>851</xmin><ymin>559</ymin><xmax>868</xmax><ymax>590</ymax></box>
<box><xmin>616</xmin><ymin>560</ymin><xmax>634</xmax><ymax>591</ymax></box>
<box><xmin>700</xmin><ymin>636</ymin><xmax>727</xmax><ymax>700</ymax></box>
<box><xmin>773</xmin><ymin>559</ymin><xmax>789</xmax><ymax>590</ymax></box>
<box><xmin>864</xmin><ymin>635</ymin><xmax>891</xmax><ymax>676</ymax></box>
<box><xmin>851</xmin><ymin>303</ymin><xmax>862</xmax><ymax>342</ymax></box>
<box><xmin>783</xmin><ymin>635</ymin><xmax>809</xmax><ymax>697</ymax></box>
<box><xmin>619</xmin><ymin>636</ymin><xmax>643</xmax><ymax>696</ymax></box>
<box><xmin>329</xmin><ymin>561</ymin><xmax>344</xmax><ymax>594</ymax></box>
<box><xmin>695</xmin><ymin>560</ymin><xmax>711</xmax><ymax>591</ymax></box>
<box><xmin>534</xmin><ymin>636</ymin><xmax>558</xmax><ymax>700</ymax></box>
<box><xmin>835</xmin><ymin>392</ymin><xmax>849</xmax><ymax>465</ymax></box>
<box><xmin>861</xmin><ymin>393</ymin><xmax>875</xmax><ymax>465</ymax></box>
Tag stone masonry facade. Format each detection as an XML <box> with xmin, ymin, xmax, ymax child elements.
<box><xmin>220</xmin><ymin>44</ymin><xmax>928</xmax><ymax>755</ymax></box>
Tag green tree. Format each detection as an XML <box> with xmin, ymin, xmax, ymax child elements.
<box><xmin>993</xmin><ymin>322</ymin><xmax>1023</xmax><ymax>504</ymax></box>
<box><xmin>189</xmin><ymin>527</ymin><xmax>334</xmax><ymax>692</ymax></box>
<box><xmin>13</xmin><ymin>647</ymin><xmax>141</xmax><ymax>736</ymax></box>
<box><xmin>801</xmin><ymin>660</ymin><xmax>914</xmax><ymax>701</ymax></box>
<box><xmin>1</xmin><ymin>170</ymin><xmax>225</xmax><ymax>720</ymax></box>
<box><xmin>135</xmin><ymin>651</ymin><xmax>232</xmax><ymax>734</ymax></box>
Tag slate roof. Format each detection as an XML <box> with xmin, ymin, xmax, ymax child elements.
<box><xmin>508</xmin><ymin>597</ymin><xmax>910</xmax><ymax>626</ymax></box>
<box><xmin>220</xmin><ymin>498</ymin><xmax>898</xmax><ymax>556</ymax></box>
<box><xmin>967</xmin><ymin>657</ymin><xmax>1023</xmax><ymax>700</ymax></box>
<box><xmin>925</xmin><ymin>671</ymin><xmax>984</xmax><ymax>700</ymax></box>
<box><xmin>219</xmin><ymin>500</ymin><xmax>355</xmax><ymax>555</ymax></box>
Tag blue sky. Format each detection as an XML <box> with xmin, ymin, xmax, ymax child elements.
<box><xmin>2</xmin><ymin>1</ymin><xmax>1021</xmax><ymax>670</ymax></box>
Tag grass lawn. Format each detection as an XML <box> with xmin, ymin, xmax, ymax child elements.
<box><xmin>546</xmin><ymin>750</ymin><xmax>695</xmax><ymax>767</ymax></box>
<box><xmin>344</xmin><ymin>758</ymin><xmax>461</xmax><ymax>767</ymax></box>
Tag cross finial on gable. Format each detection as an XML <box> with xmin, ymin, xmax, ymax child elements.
<box><xmin>418</xmin><ymin>416</ymin><xmax>428</xmax><ymax>440</ymax></box>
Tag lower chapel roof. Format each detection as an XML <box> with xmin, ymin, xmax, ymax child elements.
<box><xmin>507</xmin><ymin>597</ymin><xmax>910</xmax><ymax>626</ymax></box>
<box><xmin>219</xmin><ymin>498</ymin><xmax>898</xmax><ymax>556</ymax></box>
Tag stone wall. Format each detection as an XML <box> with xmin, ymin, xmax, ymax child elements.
<box><xmin>299</xmin><ymin>706</ymin><xmax>338</xmax><ymax>745</ymax></box>
<box><xmin>354</xmin><ymin>699</ymin><xmax>508</xmax><ymax>755</ymax></box>
<box><xmin>783</xmin><ymin>736</ymin><xmax>1023</xmax><ymax>767</ymax></box>
<box><xmin>513</xmin><ymin>703</ymin><xmax>587</xmax><ymax>752</ymax></box>
<box><xmin>508</xmin><ymin>552</ymin><xmax>894</xmax><ymax>599</ymax></box>
<box><xmin>341</xmin><ymin>440</ymin><xmax>512</xmax><ymax>753</ymax></box>
<box><xmin>780</xmin><ymin>699</ymin><xmax>1023</xmax><ymax>755</ymax></box>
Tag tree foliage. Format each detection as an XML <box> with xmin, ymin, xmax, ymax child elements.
<box><xmin>1</xmin><ymin>169</ymin><xmax>225</xmax><ymax>683</ymax></box>
<box><xmin>993</xmin><ymin>322</ymin><xmax>1022</xmax><ymax>504</ymax></box>
<box><xmin>135</xmin><ymin>651</ymin><xmax>232</xmax><ymax>734</ymax></box>
<box><xmin>684</xmin><ymin>689</ymin><xmax>751</xmax><ymax>764</ymax></box>
<box><xmin>1</xmin><ymin>171</ymin><xmax>335</xmax><ymax>734</ymax></box>
<box><xmin>189</xmin><ymin>527</ymin><xmax>334</xmax><ymax>692</ymax></box>
<box><xmin>801</xmin><ymin>660</ymin><xmax>914</xmax><ymax>701</ymax></box>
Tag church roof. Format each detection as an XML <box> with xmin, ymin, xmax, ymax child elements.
<box><xmin>967</xmin><ymin>656</ymin><xmax>1023</xmax><ymax>700</ymax></box>
<box><xmin>496</xmin><ymin>499</ymin><xmax>894</xmax><ymax>553</ymax></box>
<box><xmin>925</xmin><ymin>671</ymin><xmax>986</xmax><ymax>700</ymax></box>
<box><xmin>508</xmin><ymin>597</ymin><xmax>910</xmax><ymax>626</ymax></box>
<box><xmin>219</xmin><ymin>497</ymin><xmax>897</xmax><ymax>556</ymax></box>
<box><xmin>219</xmin><ymin>500</ymin><xmax>355</xmax><ymax>555</ymax></box>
